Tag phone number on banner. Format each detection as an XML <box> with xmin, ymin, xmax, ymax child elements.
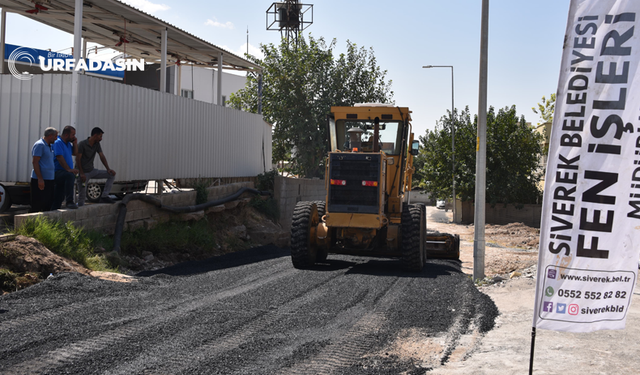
<box><xmin>538</xmin><ymin>266</ymin><xmax>636</xmax><ymax>323</ymax></box>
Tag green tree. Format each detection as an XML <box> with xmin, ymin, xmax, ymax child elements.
<box><xmin>532</xmin><ymin>93</ymin><xmax>556</xmax><ymax>125</ymax></box>
<box><xmin>229</xmin><ymin>35</ymin><xmax>393</xmax><ymax>178</ymax></box>
<box><xmin>532</xmin><ymin>93</ymin><xmax>556</xmax><ymax>155</ymax></box>
<box><xmin>416</xmin><ymin>105</ymin><xmax>543</xmax><ymax>206</ymax></box>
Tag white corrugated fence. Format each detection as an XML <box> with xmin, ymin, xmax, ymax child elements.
<box><xmin>0</xmin><ymin>74</ymin><xmax>271</xmax><ymax>182</ymax></box>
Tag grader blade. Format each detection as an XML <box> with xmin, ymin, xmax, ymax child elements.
<box><xmin>425</xmin><ymin>232</ymin><xmax>460</xmax><ymax>260</ymax></box>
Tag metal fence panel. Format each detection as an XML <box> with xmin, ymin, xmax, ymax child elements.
<box><xmin>0</xmin><ymin>74</ymin><xmax>73</xmax><ymax>182</ymax></box>
<box><xmin>0</xmin><ymin>74</ymin><xmax>271</xmax><ymax>183</ymax></box>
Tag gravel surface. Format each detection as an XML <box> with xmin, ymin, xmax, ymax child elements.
<box><xmin>0</xmin><ymin>245</ymin><xmax>498</xmax><ymax>374</ymax></box>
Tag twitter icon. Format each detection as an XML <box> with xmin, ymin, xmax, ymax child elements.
<box><xmin>557</xmin><ymin>303</ymin><xmax>567</xmax><ymax>314</ymax></box>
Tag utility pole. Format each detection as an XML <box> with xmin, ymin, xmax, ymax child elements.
<box><xmin>474</xmin><ymin>0</ymin><xmax>489</xmax><ymax>281</ymax></box>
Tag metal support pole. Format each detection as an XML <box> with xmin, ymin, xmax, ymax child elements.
<box><xmin>176</xmin><ymin>62</ymin><xmax>181</xmax><ymax>96</ymax></box>
<box><xmin>258</xmin><ymin>72</ymin><xmax>263</xmax><ymax>115</ymax></box>
<box><xmin>473</xmin><ymin>0</ymin><xmax>489</xmax><ymax>281</ymax></box>
<box><xmin>0</xmin><ymin>9</ymin><xmax>6</xmax><ymax>75</ymax></box>
<box><xmin>217</xmin><ymin>52</ymin><xmax>223</xmax><ymax>105</ymax></box>
<box><xmin>160</xmin><ymin>28</ymin><xmax>167</xmax><ymax>93</ymax></box>
<box><xmin>71</xmin><ymin>0</ymin><xmax>83</xmax><ymax>128</ymax></box>
<box><xmin>82</xmin><ymin>38</ymin><xmax>87</xmax><ymax>75</ymax></box>
<box><xmin>450</xmin><ymin>67</ymin><xmax>456</xmax><ymax>223</ymax></box>
<box><xmin>528</xmin><ymin>327</ymin><xmax>537</xmax><ymax>374</ymax></box>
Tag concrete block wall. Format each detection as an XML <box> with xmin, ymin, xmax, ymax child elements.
<box><xmin>408</xmin><ymin>190</ymin><xmax>432</xmax><ymax>205</ymax></box>
<box><xmin>460</xmin><ymin>201</ymin><xmax>542</xmax><ymax>228</ymax></box>
<box><xmin>274</xmin><ymin>175</ymin><xmax>326</xmax><ymax>230</ymax></box>
<box><xmin>14</xmin><ymin>182</ymin><xmax>254</xmax><ymax>234</ymax></box>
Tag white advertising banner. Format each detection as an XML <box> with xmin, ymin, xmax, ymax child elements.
<box><xmin>534</xmin><ymin>0</ymin><xmax>640</xmax><ymax>332</ymax></box>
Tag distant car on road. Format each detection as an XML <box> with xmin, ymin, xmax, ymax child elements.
<box><xmin>436</xmin><ymin>200</ymin><xmax>446</xmax><ymax>209</ymax></box>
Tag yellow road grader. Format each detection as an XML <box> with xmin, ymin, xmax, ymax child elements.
<box><xmin>290</xmin><ymin>104</ymin><xmax>459</xmax><ymax>271</ymax></box>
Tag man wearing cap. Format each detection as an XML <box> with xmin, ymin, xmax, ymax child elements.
<box><xmin>76</xmin><ymin>127</ymin><xmax>117</xmax><ymax>205</ymax></box>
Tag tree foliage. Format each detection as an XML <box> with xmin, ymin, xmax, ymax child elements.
<box><xmin>229</xmin><ymin>35</ymin><xmax>393</xmax><ymax>178</ymax></box>
<box><xmin>416</xmin><ymin>106</ymin><xmax>543</xmax><ymax>206</ymax></box>
<box><xmin>532</xmin><ymin>93</ymin><xmax>556</xmax><ymax>125</ymax></box>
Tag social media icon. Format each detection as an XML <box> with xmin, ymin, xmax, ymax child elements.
<box><xmin>543</xmin><ymin>302</ymin><xmax>553</xmax><ymax>313</ymax></box>
<box><xmin>568</xmin><ymin>304</ymin><xmax>580</xmax><ymax>315</ymax></box>
<box><xmin>545</xmin><ymin>286</ymin><xmax>554</xmax><ymax>297</ymax></box>
<box><xmin>547</xmin><ymin>269</ymin><xmax>557</xmax><ymax>279</ymax></box>
<box><xmin>556</xmin><ymin>303</ymin><xmax>567</xmax><ymax>314</ymax></box>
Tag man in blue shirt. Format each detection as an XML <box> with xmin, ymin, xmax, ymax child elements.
<box><xmin>51</xmin><ymin>126</ymin><xmax>79</xmax><ymax>210</ymax></box>
<box><xmin>30</xmin><ymin>127</ymin><xmax>58</xmax><ymax>212</ymax></box>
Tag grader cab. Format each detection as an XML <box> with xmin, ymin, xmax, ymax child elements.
<box><xmin>290</xmin><ymin>104</ymin><xmax>430</xmax><ymax>271</ymax></box>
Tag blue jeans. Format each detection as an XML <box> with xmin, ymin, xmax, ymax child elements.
<box><xmin>52</xmin><ymin>169</ymin><xmax>76</xmax><ymax>210</ymax></box>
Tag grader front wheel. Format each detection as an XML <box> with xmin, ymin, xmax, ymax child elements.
<box><xmin>402</xmin><ymin>204</ymin><xmax>426</xmax><ymax>272</ymax></box>
<box><xmin>290</xmin><ymin>201</ymin><xmax>321</xmax><ymax>269</ymax></box>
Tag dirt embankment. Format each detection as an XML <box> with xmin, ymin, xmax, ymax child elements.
<box><xmin>427</xmin><ymin>208</ymin><xmax>540</xmax><ymax>278</ymax></box>
<box><xmin>1</xmin><ymin>203</ymin><xmax>289</xmax><ymax>293</ymax></box>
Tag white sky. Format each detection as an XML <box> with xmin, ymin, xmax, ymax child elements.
<box><xmin>1</xmin><ymin>0</ymin><xmax>572</xmax><ymax>137</ymax></box>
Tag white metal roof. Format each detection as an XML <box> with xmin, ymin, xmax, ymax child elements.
<box><xmin>0</xmin><ymin>0</ymin><xmax>261</xmax><ymax>72</ymax></box>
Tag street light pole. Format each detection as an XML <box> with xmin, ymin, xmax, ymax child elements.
<box><xmin>422</xmin><ymin>65</ymin><xmax>455</xmax><ymax>222</ymax></box>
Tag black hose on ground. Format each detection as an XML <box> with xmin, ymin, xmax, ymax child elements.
<box><xmin>112</xmin><ymin>187</ymin><xmax>271</xmax><ymax>253</ymax></box>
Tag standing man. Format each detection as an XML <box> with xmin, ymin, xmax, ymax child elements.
<box><xmin>30</xmin><ymin>127</ymin><xmax>58</xmax><ymax>212</ymax></box>
<box><xmin>52</xmin><ymin>125</ymin><xmax>79</xmax><ymax>210</ymax></box>
<box><xmin>77</xmin><ymin>127</ymin><xmax>116</xmax><ymax>205</ymax></box>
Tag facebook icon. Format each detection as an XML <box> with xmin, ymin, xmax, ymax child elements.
<box><xmin>543</xmin><ymin>302</ymin><xmax>553</xmax><ymax>313</ymax></box>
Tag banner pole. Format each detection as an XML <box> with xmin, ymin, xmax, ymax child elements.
<box><xmin>528</xmin><ymin>326</ymin><xmax>536</xmax><ymax>375</ymax></box>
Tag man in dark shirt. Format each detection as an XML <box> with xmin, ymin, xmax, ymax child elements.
<box><xmin>76</xmin><ymin>127</ymin><xmax>116</xmax><ymax>205</ymax></box>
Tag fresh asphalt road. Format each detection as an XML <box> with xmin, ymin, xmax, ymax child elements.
<box><xmin>0</xmin><ymin>245</ymin><xmax>497</xmax><ymax>374</ymax></box>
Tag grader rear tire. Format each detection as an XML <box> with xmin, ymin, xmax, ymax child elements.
<box><xmin>290</xmin><ymin>201</ymin><xmax>321</xmax><ymax>269</ymax></box>
<box><xmin>402</xmin><ymin>204</ymin><xmax>425</xmax><ymax>272</ymax></box>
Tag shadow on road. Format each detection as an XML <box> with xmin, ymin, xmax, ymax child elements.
<box><xmin>135</xmin><ymin>244</ymin><xmax>289</xmax><ymax>277</ymax></box>
<box><xmin>306</xmin><ymin>256</ymin><xmax>463</xmax><ymax>279</ymax></box>
<box><xmin>136</xmin><ymin>245</ymin><xmax>463</xmax><ymax>281</ymax></box>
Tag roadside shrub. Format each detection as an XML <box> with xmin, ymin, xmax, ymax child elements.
<box><xmin>11</xmin><ymin>216</ymin><xmax>116</xmax><ymax>272</ymax></box>
<box><xmin>192</xmin><ymin>178</ymin><xmax>214</xmax><ymax>205</ymax></box>
<box><xmin>256</xmin><ymin>170</ymin><xmax>278</xmax><ymax>192</ymax></box>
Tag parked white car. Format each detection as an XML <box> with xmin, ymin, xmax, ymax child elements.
<box><xmin>436</xmin><ymin>200</ymin><xmax>446</xmax><ymax>209</ymax></box>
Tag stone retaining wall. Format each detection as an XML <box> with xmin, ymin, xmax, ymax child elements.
<box><xmin>14</xmin><ymin>182</ymin><xmax>254</xmax><ymax>234</ymax></box>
